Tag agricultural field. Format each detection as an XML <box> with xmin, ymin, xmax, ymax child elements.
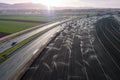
<box><xmin>0</xmin><ymin>21</ymin><xmax>40</xmax><ymax>33</ymax></box>
<box><xmin>0</xmin><ymin>14</ymin><xmax>62</xmax><ymax>38</ymax></box>
<box><xmin>0</xmin><ymin>15</ymin><xmax>61</xmax><ymax>22</ymax></box>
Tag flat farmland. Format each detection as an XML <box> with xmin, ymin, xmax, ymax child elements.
<box><xmin>0</xmin><ymin>14</ymin><xmax>61</xmax><ymax>37</ymax></box>
<box><xmin>0</xmin><ymin>21</ymin><xmax>40</xmax><ymax>33</ymax></box>
<box><xmin>0</xmin><ymin>15</ymin><xmax>60</xmax><ymax>22</ymax></box>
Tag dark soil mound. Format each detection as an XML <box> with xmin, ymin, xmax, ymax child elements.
<box><xmin>0</xmin><ymin>32</ymin><xmax>10</xmax><ymax>38</ymax></box>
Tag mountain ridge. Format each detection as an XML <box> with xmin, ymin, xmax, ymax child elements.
<box><xmin>0</xmin><ymin>3</ymin><xmax>47</xmax><ymax>9</ymax></box>
<box><xmin>0</xmin><ymin>2</ymin><xmax>94</xmax><ymax>10</ymax></box>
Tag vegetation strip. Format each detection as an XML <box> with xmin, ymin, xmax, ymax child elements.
<box><xmin>0</xmin><ymin>26</ymin><xmax>56</xmax><ymax>63</ymax></box>
<box><xmin>0</xmin><ymin>21</ymin><xmax>40</xmax><ymax>33</ymax></box>
<box><xmin>0</xmin><ymin>19</ymin><xmax>48</xmax><ymax>23</ymax></box>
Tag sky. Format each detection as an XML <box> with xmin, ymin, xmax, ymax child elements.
<box><xmin>0</xmin><ymin>0</ymin><xmax>120</xmax><ymax>8</ymax></box>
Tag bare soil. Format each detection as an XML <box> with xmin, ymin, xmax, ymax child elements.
<box><xmin>0</xmin><ymin>32</ymin><xmax>10</xmax><ymax>38</ymax></box>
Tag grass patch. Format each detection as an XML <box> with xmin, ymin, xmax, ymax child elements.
<box><xmin>0</xmin><ymin>21</ymin><xmax>40</xmax><ymax>33</ymax></box>
<box><xmin>0</xmin><ymin>15</ymin><xmax>60</xmax><ymax>22</ymax></box>
<box><xmin>0</xmin><ymin>15</ymin><xmax>62</xmax><ymax>34</ymax></box>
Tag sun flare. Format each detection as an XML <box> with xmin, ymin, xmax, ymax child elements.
<box><xmin>36</xmin><ymin>0</ymin><xmax>54</xmax><ymax>10</ymax></box>
<box><xmin>34</xmin><ymin>0</ymin><xmax>60</xmax><ymax>10</ymax></box>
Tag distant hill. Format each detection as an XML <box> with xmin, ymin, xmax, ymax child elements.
<box><xmin>0</xmin><ymin>3</ymin><xmax>94</xmax><ymax>10</ymax></box>
<box><xmin>0</xmin><ymin>3</ymin><xmax>47</xmax><ymax>9</ymax></box>
<box><xmin>0</xmin><ymin>3</ymin><xmax>11</xmax><ymax>7</ymax></box>
<box><xmin>53</xmin><ymin>7</ymin><xmax>94</xmax><ymax>10</ymax></box>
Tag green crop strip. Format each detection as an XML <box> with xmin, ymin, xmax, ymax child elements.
<box><xmin>0</xmin><ymin>21</ymin><xmax>40</xmax><ymax>33</ymax></box>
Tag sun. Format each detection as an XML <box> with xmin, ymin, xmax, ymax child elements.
<box><xmin>40</xmin><ymin>0</ymin><xmax>52</xmax><ymax>10</ymax></box>
<box><xmin>34</xmin><ymin>0</ymin><xmax>59</xmax><ymax>10</ymax></box>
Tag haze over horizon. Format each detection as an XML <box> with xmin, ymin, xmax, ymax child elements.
<box><xmin>0</xmin><ymin>0</ymin><xmax>120</xmax><ymax>8</ymax></box>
